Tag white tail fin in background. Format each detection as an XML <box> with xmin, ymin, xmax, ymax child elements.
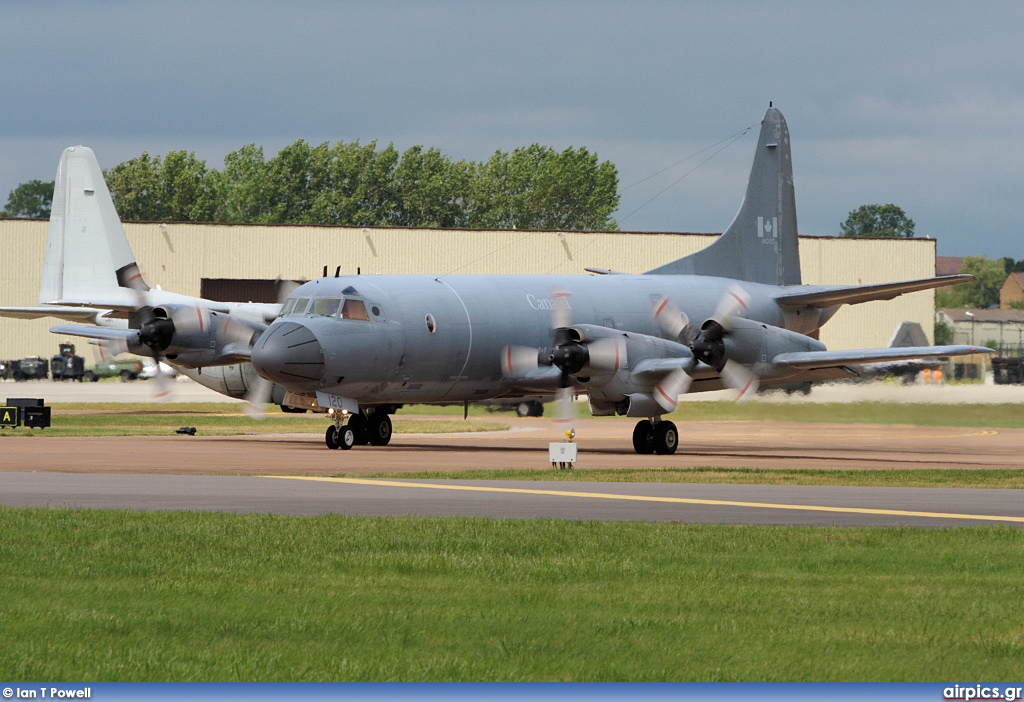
<box><xmin>40</xmin><ymin>146</ymin><xmax>148</xmax><ymax>305</ymax></box>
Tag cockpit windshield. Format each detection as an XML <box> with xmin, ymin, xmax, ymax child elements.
<box><xmin>279</xmin><ymin>296</ymin><xmax>369</xmax><ymax>321</ymax></box>
<box><xmin>312</xmin><ymin>298</ymin><xmax>341</xmax><ymax>317</ymax></box>
<box><xmin>340</xmin><ymin>298</ymin><xmax>370</xmax><ymax>321</ymax></box>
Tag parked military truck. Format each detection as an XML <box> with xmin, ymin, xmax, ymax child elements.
<box><xmin>9</xmin><ymin>357</ymin><xmax>48</xmax><ymax>381</ymax></box>
<box><xmin>50</xmin><ymin>343</ymin><xmax>86</xmax><ymax>381</ymax></box>
<box><xmin>992</xmin><ymin>357</ymin><xmax>1024</xmax><ymax>385</ymax></box>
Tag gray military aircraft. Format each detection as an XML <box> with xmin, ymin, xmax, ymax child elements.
<box><xmin>248</xmin><ymin>106</ymin><xmax>988</xmax><ymax>454</ymax></box>
<box><xmin>0</xmin><ymin>146</ymin><xmax>280</xmax><ymax>401</ymax></box>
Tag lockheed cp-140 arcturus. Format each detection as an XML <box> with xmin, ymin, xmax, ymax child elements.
<box><xmin>249</xmin><ymin>106</ymin><xmax>987</xmax><ymax>453</ymax></box>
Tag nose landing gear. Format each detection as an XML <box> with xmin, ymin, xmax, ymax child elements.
<box><xmin>325</xmin><ymin>410</ymin><xmax>393</xmax><ymax>450</ymax></box>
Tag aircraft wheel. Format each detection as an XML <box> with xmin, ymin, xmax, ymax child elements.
<box><xmin>338</xmin><ymin>425</ymin><xmax>356</xmax><ymax>450</ymax></box>
<box><xmin>349</xmin><ymin>414</ymin><xmax>369</xmax><ymax>445</ymax></box>
<box><xmin>632</xmin><ymin>420</ymin><xmax>655</xmax><ymax>454</ymax></box>
<box><xmin>368</xmin><ymin>413</ymin><xmax>392</xmax><ymax>446</ymax></box>
<box><xmin>325</xmin><ymin>425</ymin><xmax>339</xmax><ymax>449</ymax></box>
<box><xmin>653</xmin><ymin>421</ymin><xmax>678</xmax><ymax>455</ymax></box>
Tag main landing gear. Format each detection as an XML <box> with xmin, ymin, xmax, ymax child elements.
<box><xmin>325</xmin><ymin>411</ymin><xmax>393</xmax><ymax>450</ymax></box>
<box><xmin>632</xmin><ymin>419</ymin><xmax>678</xmax><ymax>455</ymax></box>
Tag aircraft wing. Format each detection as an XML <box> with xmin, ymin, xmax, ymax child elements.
<box><xmin>774</xmin><ymin>275</ymin><xmax>971</xmax><ymax>308</ymax></box>
<box><xmin>771</xmin><ymin>344</ymin><xmax>990</xmax><ymax>371</ymax></box>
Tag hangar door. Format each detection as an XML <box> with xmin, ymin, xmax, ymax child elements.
<box><xmin>200</xmin><ymin>279</ymin><xmax>304</xmax><ymax>304</ymax></box>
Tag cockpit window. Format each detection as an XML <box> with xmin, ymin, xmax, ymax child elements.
<box><xmin>279</xmin><ymin>298</ymin><xmax>297</xmax><ymax>316</ymax></box>
<box><xmin>291</xmin><ymin>298</ymin><xmax>310</xmax><ymax>315</ymax></box>
<box><xmin>340</xmin><ymin>298</ymin><xmax>370</xmax><ymax>321</ymax></box>
<box><xmin>312</xmin><ymin>298</ymin><xmax>341</xmax><ymax>317</ymax></box>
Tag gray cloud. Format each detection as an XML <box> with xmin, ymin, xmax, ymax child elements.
<box><xmin>2</xmin><ymin>1</ymin><xmax>1022</xmax><ymax>256</ymax></box>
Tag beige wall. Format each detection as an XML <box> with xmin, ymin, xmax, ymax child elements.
<box><xmin>0</xmin><ymin>219</ymin><xmax>936</xmax><ymax>361</ymax></box>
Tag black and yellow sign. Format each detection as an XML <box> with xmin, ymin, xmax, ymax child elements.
<box><xmin>0</xmin><ymin>406</ymin><xmax>19</xmax><ymax>427</ymax></box>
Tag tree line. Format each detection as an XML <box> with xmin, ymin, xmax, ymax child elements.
<box><xmin>1</xmin><ymin>140</ymin><xmax>620</xmax><ymax>231</ymax></box>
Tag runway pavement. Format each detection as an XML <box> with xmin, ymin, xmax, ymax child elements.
<box><xmin>3</xmin><ymin>377</ymin><xmax>1022</xmax><ymax>527</ymax></box>
<box><xmin>1</xmin><ymin>471</ymin><xmax>1022</xmax><ymax>527</ymax></box>
<box><xmin>3</xmin><ymin>417</ymin><xmax>1023</xmax><ymax>472</ymax></box>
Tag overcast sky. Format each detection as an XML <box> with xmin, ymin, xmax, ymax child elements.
<box><xmin>2</xmin><ymin>1</ymin><xmax>1022</xmax><ymax>258</ymax></box>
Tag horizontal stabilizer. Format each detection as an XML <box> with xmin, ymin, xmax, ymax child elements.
<box><xmin>50</xmin><ymin>323</ymin><xmax>137</xmax><ymax>343</ymax></box>
<box><xmin>772</xmin><ymin>344</ymin><xmax>991</xmax><ymax>371</ymax></box>
<box><xmin>775</xmin><ymin>275</ymin><xmax>971</xmax><ymax>309</ymax></box>
<box><xmin>0</xmin><ymin>306</ymin><xmax>116</xmax><ymax>324</ymax></box>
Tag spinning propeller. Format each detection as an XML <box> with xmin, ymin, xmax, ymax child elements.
<box><xmin>501</xmin><ymin>290</ymin><xmax>626</xmax><ymax>428</ymax></box>
<box><xmin>651</xmin><ymin>285</ymin><xmax>759</xmax><ymax>411</ymax></box>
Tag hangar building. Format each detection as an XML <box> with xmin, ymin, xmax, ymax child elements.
<box><xmin>0</xmin><ymin>219</ymin><xmax>938</xmax><ymax>361</ymax></box>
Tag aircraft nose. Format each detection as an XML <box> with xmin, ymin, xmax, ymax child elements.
<box><xmin>251</xmin><ymin>320</ymin><xmax>325</xmax><ymax>390</ymax></box>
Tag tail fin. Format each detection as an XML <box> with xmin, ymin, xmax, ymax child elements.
<box><xmin>645</xmin><ymin>106</ymin><xmax>801</xmax><ymax>285</ymax></box>
<box><xmin>39</xmin><ymin>146</ymin><xmax>148</xmax><ymax>305</ymax></box>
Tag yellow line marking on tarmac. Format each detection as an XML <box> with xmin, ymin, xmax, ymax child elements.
<box><xmin>263</xmin><ymin>476</ymin><xmax>1024</xmax><ymax>524</ymax></box>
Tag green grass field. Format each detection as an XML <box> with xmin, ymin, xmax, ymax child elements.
<box><xmin>0</xmin><ymin>403</ymin><xmax>508</xmax><ymax>437</ymax></box>
<box><xmin>1</xmin><ymin>508</ymin><xmax>1021</xmax><ymax>681</ymax></box>
<box><xmin>3</xmin><ymin>400</ymin><xmax>1023</xmax><ymax>438</ymax></box>
<box><xmin>446</xmin><ymin>399</ymin><xmax>1024</xmax><ymax>428</ymax></box>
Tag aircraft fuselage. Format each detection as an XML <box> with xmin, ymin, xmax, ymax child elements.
<box><xmin>252</xmin><ymin>273</ymin><xmax>791</xmax><ymax>408</ymax></box>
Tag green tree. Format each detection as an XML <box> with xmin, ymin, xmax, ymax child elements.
<box><xmin>840</xmin><ymin>203</ymin><xmax>915</xmax><ymax>238</ymax></box>
<box><xmin>934</xmin><ymin>319</ymin><xmax>954</xmax><ymax>345</ymax></box>
<box><xmin>64</xmin><ymin>139</ymin><xmax>619</xmax><ymax>229</ymax></box>
<box><xmin>1</xmin><ymin>179</ymin><xmax>55</xmax><ymax>218</ymax></box>
<box><xmin>468</xmin><ymin>145</ymin><xmax>619</xmax><ymax>230</ymax></box>
<box><xmin>391</xmin><ymin>146</ymin><xmax>470</xmax><ymax>228</ymax></box>
<box><xmin>104</xmin><ymin>151</ymin><xmax>217</xmax><ymax>221</ymax></box>
<box><xmin>306</xmin><ymin>140</ymin><xmax>400</xmax><ymax>226</ymax></box>
<box><xmin>935</xmin><ymin>255</ymin><xmax>1006</xmax><ymax>308</ymax></box>
<box><xmin>1001</xmin><ymin>257</ymin><xmax>1024</xmax><ymax>274</ymax></box>
<box><xmin>218</xmin><ymin>144</ymin><xmax>274</xmax><ymax>223</ymax></box>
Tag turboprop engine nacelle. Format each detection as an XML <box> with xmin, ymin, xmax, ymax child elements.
<box><xmin>720</xmin><ymin>317</ymin><xmax>827</xmax><ymax>371</ymax></box>
<box><xmin>131</xmin><ymin>304</ymin><xmax>263</xmax><ymax>369</ymax></box>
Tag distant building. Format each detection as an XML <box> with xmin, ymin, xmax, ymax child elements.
<box><xmin>937</xmin><ymin>308</ymin><xmax>1024</xmax><ymax>356</ymax></box>
<box><xmin>1000</xmin><ymin>272</ymin><xmax>1024</xmax><ymax>310</ymax></box>
<box><xmin>0</xmin><ymin>219</ymin><xmax>940</xmax><ymax>359</ymax></box>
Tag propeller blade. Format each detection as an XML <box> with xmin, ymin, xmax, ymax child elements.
<box><xmin>652</xmin><ymin>296</ymin><xmax>691</xmax><ymax>341</ymax></box>
<box><xmin>712</xmin><ymin>285</ymin><xmax>751</xmax><ymax>331</ymax></box>
<box><xmin>553</xmin><ymin>386</ymin><xmax>575</xmax><ymax>429</ymax></box>
<box><xmin>654</xmin><ymin>368</ymin><xmax>692</xmax><ymax>413</ymax></box>
<box><xmin>150</xmin><ymin>352</ymin><xmax>174</xmax><ymax>403</ymax></box>
<box><xmin>93</xmin><ymin>336</ymin><xmax>130</xmax><ymax>361</ymax></box>
<box><xmin>501</xmin><ymin>345</ymin><xmax>541</xmax><ymax>378</ymax></box>
<box><xmin>550</xmin><ymin>290</ymin><xmax>572</xmax><ymax>331</ymax></box>
<box><xmin>720</xmin><ymin>359</ymin><xmax>759</xmax><ymax>402</ymax></box>
<box><xmin>243</xmin><ymin>373</ymin><xmax>273</xmax><ymax>418</ymax></box>
<box><xmin>585</xmin><ymin>337</ymin><xmax>626</xmax><ymax>373</ymax></box>
<box><xmin>215</xmin><ymin>312</ymin><xmax>260</xmax><ymax>347</ymax></box>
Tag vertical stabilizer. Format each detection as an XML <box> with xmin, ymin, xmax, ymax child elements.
<box><xmin>39</xmin><ymin>146</ymin><xmax>148</xmax><ymax>305</ymax></box>
<box><xmin>645</xmin><ymin>107</ymin><xmax>801</xmax><ymax>285</ymax></box>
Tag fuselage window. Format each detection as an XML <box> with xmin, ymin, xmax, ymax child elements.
<box><xmin>425</xmin><ymin>313</ymin><xmax>437</xmax><ymax>334</ymax></box>
<box><xmin>279</xmin><ymin>298</ymin><xmax>297</xmax><ymax>316</ymax></box>
<box><xmin>312</xmin><ymin>298</ymin><xmax>341</xmax><ymax>317</ymax></box>
<box><xmin>341</xmin><ymin>298</ymin><xmax>370</xmax><ymax>321</ymax></box>
<box><xmin>291</xmin><ymin>298</ymin><xmax>310</xmax><ymax>315</ymax></box>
